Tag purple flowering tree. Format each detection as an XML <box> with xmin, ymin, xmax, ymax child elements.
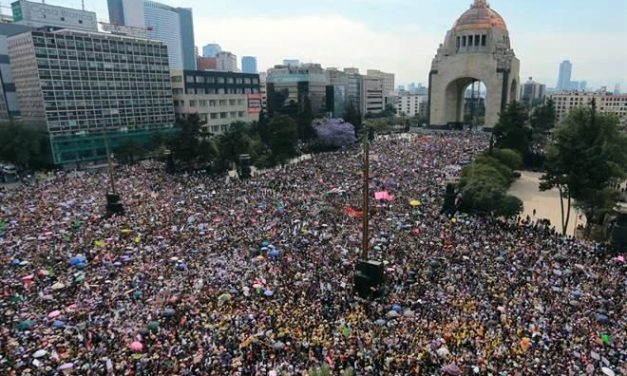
<box><xmin>313</xmin><ymin>119</ymin><xmax>357</xmax><ymax>148</ymax></box>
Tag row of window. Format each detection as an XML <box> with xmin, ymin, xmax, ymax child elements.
<box><xmin>33</xmin><ymin>35</ymin><xmax>168</xmax><ymax>58</ymax></box>
<box><xmin>38</xmin><ymin>59</ymin><xmax>170</xmax><ymax>73</ymax></box>
<box><xmin>179</xmin><ymin>88</ymin><xmax>259</xmax><ymax>95</ymax></box>
<box><xmin>179</xmin><ymin>75</ymin><xmax>259</xmax><ymax>85</ymax></box>
<box><xmin>182</xmin><ymin>98</ymin><xmax>246</xmax><ymax>107</ymax></box>
<box><xmin>44</xmin><ymin>99</ymin><xmax>173</xmax><ymax>109</ymax></box>
<box><xmin>39</xmin><ymin>70</ymin><xmax>171</xmax><ymax>82</ymax></box>
<box><xmin>35</xmin><ymin>48</ymin><xmax>169</xmax><ymax>65</ymax></box>
<box><xmin>48</xmin><ymin>117</ymin><xmax>173</xmax><ymax>133</ymax></box>
<box><xmin>456</xmin><ymin>34</ymin><xmax>488</xmax><ymax>50</ymax></box>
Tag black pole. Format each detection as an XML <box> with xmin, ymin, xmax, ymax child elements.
<box><xmin>361</xmin><ymin>126</ymin><xmax>370</xmax><ymax>260</ymax></box>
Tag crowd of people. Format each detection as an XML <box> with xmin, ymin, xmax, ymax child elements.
<box><xmin>0</xmin><ymin>132</ymin><xmax>624</xmax><ymax>375</ymax></box>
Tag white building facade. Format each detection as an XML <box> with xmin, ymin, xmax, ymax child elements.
<box><xmin>396</xmin><ymin>93</ymin><xmax>428</xmax><ymax>118</ymax></box>
<box><xmin>550</xmin><ymin>92</ymin><xmax>627</xmax><ymax>126</ymax></box>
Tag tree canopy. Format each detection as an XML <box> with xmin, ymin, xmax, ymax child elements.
<box><xmin>0</xmin><ymin>121</ymin><xmax>51</xmax><ymax>170</ymax></box>
<box><xmin>493</xmin><ymin>101</ymin><xmax>531</xmax><ymax>157</ymax></box>
<box><xmin>541</xmin><ymin>103</ymin><xmax>627</xmax><ymax>235</ymax></box>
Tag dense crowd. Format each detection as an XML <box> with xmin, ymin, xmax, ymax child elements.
<box><xmin>0</xmin><ymin>132</ymin><xmax>624</xmax><ymax>375</ymax></box>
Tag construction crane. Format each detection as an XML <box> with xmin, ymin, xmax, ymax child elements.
<box><xmin>99</xmin><ymin>22</ymin><xmax>153</xmax><ymax>38</ymax></box>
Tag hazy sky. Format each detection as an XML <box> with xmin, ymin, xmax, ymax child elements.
<box><xmin>25</xmin><ymin>0</ymin><xmax>627</xmax><ymax>89</ymax></box>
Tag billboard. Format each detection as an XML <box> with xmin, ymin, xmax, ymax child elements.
<box><xmin>247</xmin><ymin>94</ymin><xmax>262</xmax><ymax>114</ymax></box>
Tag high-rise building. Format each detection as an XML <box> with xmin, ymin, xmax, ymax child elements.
<box><xmin>241</xmin><ymin>56</ymin><xmax>258</xmax><ymax>74</ymax></box>
<box><xmin>366</xmin><ymin>69</ymin><xmax>395</xmax><ymax>97</ymax></box>
<box><xmin>8</xmin><ymin>28</ymin><xmax>175</xmax><ymax>166</ymax></box>
<box><xmin>11</xmin><ymin>0</ymin><xmax>98</xmax><ymax>31</ymax></box>
<box><xmin>216</xmin><ymin>51</ymin><xmax>238</xmax><ymax>72</ymax></box>
<box><xmin>520</xmin><ymin>77</ymin><xmax>546</xmax><ymax>107</ymax></box>
<box><xmin>107</xmin><ymin>0</ymin><xmax>196</xmax><ymax>70</ymax></box>
<box><xmin>557</xmin><ymin>60</ymin><xmax>572</xmax><ymax>91</ymax></box>
<box><xmin>615</xmin><ymin>83</ymin><xmax>622</xmax><ymax>95</ymax></box>
<box><xmin>202</xmin><ymin>43</ymin><xmax>221</xmax><ymax>58</ymax></box>
<box><xmin>361</xmin><ymin>75</ymin><xmax>385</xmax><ymax>115</ymax></box>
<box><xmin>171</xmin><ymin>70</ymin><xmax>261</xmax><ymax>134</ymax></box>
<box><xmin>0</xmin><ymin>23</ymin><xmax>32</xmax><ymax>119</ymax></box>
<box><xmin>267</xmin><ymin>63</ymin><xmax>327</xmax><ymax>114</ymax></box>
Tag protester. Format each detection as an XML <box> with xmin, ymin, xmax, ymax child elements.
<box><xmin>0</xmin><ymin>132</ymin><xmax>624</xmax><ymax>375</ymax></box>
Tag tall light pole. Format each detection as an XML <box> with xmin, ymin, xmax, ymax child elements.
<box><xmin>103</xmin><ymin>132</ymin><xmax>124</xmax><ymax>216</ymax></box>
<box><xmin>361</xmin><ymin>124</ymin><xmax>370</xmax><ymax>260</ymax></box>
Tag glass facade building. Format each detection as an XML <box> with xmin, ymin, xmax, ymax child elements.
<box><xmin>241</xmin><ymin>56</ymin><xmax>257</xmax><ymax>74</ymax></box>
<box><xmin>107</xmin><ymin>0</ymin><xmax>196</xmax><ymax>70</ymax></box>
<box><xmin>8</xmin><ymin>28</ymin><xmax>176</xmax><ymax>166</ymax></box>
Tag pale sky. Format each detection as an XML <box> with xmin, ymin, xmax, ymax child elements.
<box><xmin>20</xmin><ymin>0</ymin><xmax>627</xmax><ymax>90</ymax></box>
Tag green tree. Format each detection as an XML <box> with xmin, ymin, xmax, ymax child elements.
<box><xmin>344</xmin><ymin>103</ymin><xmax>363</xmax><ymax>136</ymax></box>
<box><xmin>0</xmin><ymin>121</ymin><xmax>51</xmax><ymax>169</ymax></box>
<box><xmin>267</xmin><ymin>115</ymin><xmax>298</xmax><ymax>165</ymax></box>
<box><xmin>540</xmin><ymin>103</ymin><xmax>627</xmax><ymax>235</ymax></box>
<box><xmin>495</xmin><ymin>195</ymin><xmax>524</xmax><ymax>219</ymax></box>
<box><xmin>530</xmin><ymin>98</ymin><xmax>556</xmax><ymax>135</ymax></box>
<box><xmin>115</xmin><ymin>139</ymin><xmax>146</xmax><ymax>165</ymax></box>
<box><xmin>169</xmin><ymin>114</ymin><xmax>214</xmax><ymax>169</ymax></box>
<box><xmin>215</xmin><ymin>121</ymin><xmax>254</xmax><ymax>170</ymax></box>
<box><xmin>491</xmin><ymin>148</ymin><xmax>523</xmax><ymax>170</ymax></box>
<box><xmin>296</xmin><ymin>96</ymin><xmax>315</xmax><ymax>141</ymax></box>
<box><xmin>493</xmin><ymin>101</ymin><xmax>531</xmax><ymax>156</ymax></box>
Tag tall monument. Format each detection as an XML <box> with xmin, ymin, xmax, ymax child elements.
<box><xmin>428</xmin><ymin>0</ymin><xmax>520</xmax><ymax>128</ymax></box>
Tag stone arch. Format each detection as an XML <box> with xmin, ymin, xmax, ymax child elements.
<box><xmin>439</xmin><ymin>75</ymin><xmax>499</xmax><ymax>126</ymax></box>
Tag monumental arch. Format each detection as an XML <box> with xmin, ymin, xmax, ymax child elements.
<box><xmin>428</xmin><ymin>0</ymin><xmax>520</xmax><ymax>128</ymax></box>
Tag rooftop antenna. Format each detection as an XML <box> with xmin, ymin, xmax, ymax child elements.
<box><xmin>82</xmin><ymin>0</ymin><xmax>84</xmax><ymax>10</ymax></box>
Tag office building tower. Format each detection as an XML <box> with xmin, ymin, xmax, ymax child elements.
<box><xmin>520</xmin><ymin>77</ymin><xmax>546</xmax><ymax>107</ymax></box>
<box><xmin>171</xmin><ymin>70</ymin><xmax>261</xmax><ymax>134</ymax></box>
<box><xmin>216</xmin><ymin>51</ymin><xmax>237</xmax><ymax>72</ymax></box>
<box><xmin>367</xmin><ymin>69</ymin><xmax>395</xmax><ymax>106</ymax></box>
<box><xmin>361</xmin><ymin>75</ymin><xmax>385</xmax><ymax>115</ymax></box>
<box><xmin>8</xmin><ymin>28</ymin><xmax>175</xmax><ymax>166</ymax></box>
<box><xmin>615</xmin><ymin>83</ymin><xmax>622</xmax><ymax>95</ymax></box>
<box><xmin>11</xmin><ymin>0</ymin><xmax>98</xmax><ymax>31</ymax></box>
<box><xmin>557</xmin><ymin>60</ymin><xmax>572</xmax><ymax>91</ymax></box>
<box><xmin>241</xmin><ymin>56</ymin><xmax>257</xmax><ymax>74</ymax></box>
<box><xmin>202</xmin><ymin>43</ymin><xmax>221</xmax><ymax>58</ymax></box>
<box><xmin>0</xmin><ymin>23</ymin><xmax>32</xmax><ymax>119</ymax></box>
<box><xmin>267</xmin><ymin>63</ymin><xmax>327</xmax><ymax>114</ymax></box>
<box><xmin>107</xmin><ymin>0</ymin><xmax>196</xmax><ymax>70</ymax></box>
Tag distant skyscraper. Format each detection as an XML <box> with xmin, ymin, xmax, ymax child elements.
<box><xmin>557</xmin><ymin>60</ymin><xmax>572</xmax><ymax>91</ymax></box>
<box><xmin>107</xmin><ymin>0</ymin><xmax>196</xmax><ymax>70</ymax></box>
<box><xmin>203</xmin><ymin>43</ymin><xmax>222</xmax><ymax>58</ymax></box>
<box><xmin>216</xmin><ymin>51</ymin><xmax>237</xmax><ymax>72</ymax></box>
<box><xmin>241</xmin><ymin>56</ymin><xmax>258</xmax><ymax>74</ymax></box>
<box><xmin>520</xmin><ymin>77</ymin><xmax>546</xmax><ymax>107</ymax></box>
<box><xmin>615</xmin><ymin>83</ymin><xmax>622</xmax><ymax>95</ymax></box>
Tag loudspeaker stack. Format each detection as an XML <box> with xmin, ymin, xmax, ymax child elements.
<box><xmin>354</xmin><ymin>260</ymin><xmax>384</xmax><ymax>298</ymax></box>
<box><xmin>106</xmin><ymin>194</ymin><xmax>125</xmax><ymax>217</ymax></box>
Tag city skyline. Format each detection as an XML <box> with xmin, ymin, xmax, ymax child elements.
<box><xmin>12</xmin><ymin>0</ymin><xmax>627</xmax><ymax>89</ymax></box>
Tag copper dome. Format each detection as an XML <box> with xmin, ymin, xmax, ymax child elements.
<box><xmin>453</xmin><ymin>0</ymin><xmax>508</xmax><ymax>32</ymax></box>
